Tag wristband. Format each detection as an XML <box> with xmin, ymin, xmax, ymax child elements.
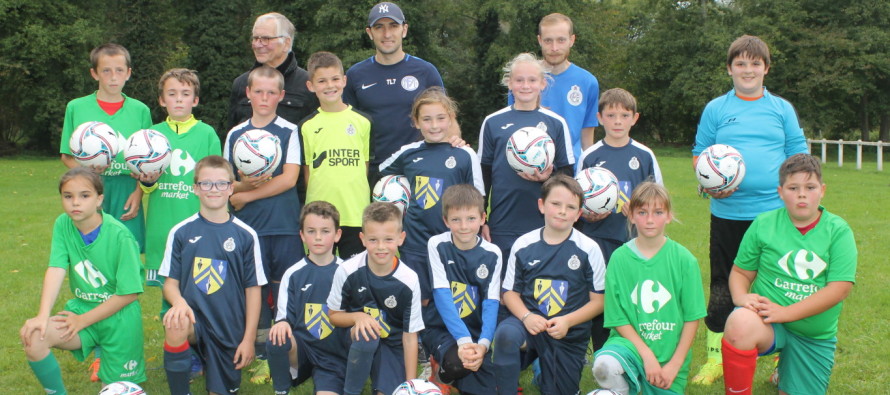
<box><xmin>521</xmin><ymin>311</ymin><xmax>533</xmax><ymax>322</ymax></box>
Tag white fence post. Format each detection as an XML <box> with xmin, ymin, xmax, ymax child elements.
<box><xmin>838</xmin><ymin>139</ymin><xmax>843</xmax><ymax>167</ymax></box>
<box><xmin>879</xmin><ymin>141</ymin><xmax>884</xmax><ymax>172</ymax></box>
<box><xmin>856</xmin><ymin>140</ymin><xmax>862</xmax><ymax>170</ymax></box>
<box><xmin>821</xmin><ymin>140</ymin><xmax>827</xmax><ymax>163</ymax></box>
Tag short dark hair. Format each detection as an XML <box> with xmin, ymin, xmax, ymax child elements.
<box><xmin>598</xmin><ymin>88</ymin><xmax>638</xmax><ymax>113</ymax></box>
<box><xmin>158</xmin><ymin>68</ymin><xmax>200</xmax><ymax>98</ymax></box>
<box><xmin>541</xmin><ymin>173</ymin><xmax>583</xmax><ymax>207</ymax></box>
<box><xmin>59</xmin><ymin>167</ymin><xmax>103</xmax><ymax>195</ymax></box>
<box><xmin>193</xmin><ymin>155</ymin><xmax>234</xmax><ymax>183</ymax></box>
<box><xmin>779</xmin><ymin>153</ymin><xmax>822</xmax><ymax>185</ymax></box>
<box><xmin>307</xmin><ymin>51</ymin><xmax>344</xmax><ymax>79</ymax></box>
<box><xmin>90</xmin><ymin>43</ymin><xmax>131</xmax><ymax>69</ymax></box>
<box><xmin>247</xmin><ymin>65</ymin><xmax>284</xmax><ymax>90</ymax></box>
<box><xmin>362</xmin><ymin>202</ymin><xmax>402</xmax><ymax>231</ymax></box>
<box><xmin>441</xmin><ymin>184</ymin><xmax>485</xmax><ymax>219</ymax></box>
<box><xmin>301</xmin><ymin>200</ymin><xmax>341</xmax><ymax>230</ymax></box>
<box><xmin>727</xmin><ymin>35</ymin><xmax>771</xmax><ymax>67</ymax></box>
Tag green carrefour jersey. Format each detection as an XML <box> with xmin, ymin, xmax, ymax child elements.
<box><xmin>60</xmin><ymin>92</ymin><xmax>152</xmax><ymax>177</ymax></box>
<box><xmin>299</xmin><ymin>106</ymin><xmax>371</xmax><ymax>227</ymax></box>
<box><xmin>604</xmin><ymin>238</ymin><xmax>707</xmax><ymax>378</ymax></box>
<box><xmin>735</xmin><ymin>207</ymin><xmax>857</xmax><ymax>339</ymax></box>
<box><xmin>49</xmin><ymin>213</ymin><xmax>144</xmax><ymax>304</ymax></box>
<box><xmin>143</xmin><ymin>120</ymin><xmax>221</xmax><ymax>271</ymax></box>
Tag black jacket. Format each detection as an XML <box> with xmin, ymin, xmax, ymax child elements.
<box><xmin>228</xmin><ymin>51</ymin><xmax>319</xmax><ymax>130</ymax></box>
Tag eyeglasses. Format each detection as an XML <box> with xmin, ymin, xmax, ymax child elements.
<box><xmin>251</xmin><ymin>35</ymin><xmax>286</xmax><ymax>45</ymax></box>
<box><xmin>196</xmin><ymin>181</ymin><xmax>233</xmax><ymax>191</ymax></box>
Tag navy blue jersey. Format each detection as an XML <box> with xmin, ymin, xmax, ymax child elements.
<box><xmin>343</xmin><ymin>54</ymin><xmax>444</xmax><ymax>166</ymax></box>
<box><xmin>327</xmin><ymin>251</ymin><xmax>425</xmax><ymax>348</ymax></box>
<box><xmin>477</xmin><ymin>107</ymin><xmax>575</xmax><ymax>237</ymax></box>
<box><xmin>159</xmin><ymin>213</ymin><xmax>267</xmax><ymax>349</ymax></box>
<box><xmin>276</xmin><ymin>256</ymin><xmax>349</xmax><ymax>358</ymax></box>
<box><xmin>223</xmin><ymin>116</ymin><xmax>302</xmax><ymax>236</ymax></box>
<box><xmin>503</xmin><ymin>228</ymin><xmax>605</xmax><ymax>343</ymax></box>
<box><xmin>428</xmin><ymin>232</ymin><xmax>502</xmax><ymax>346</ymax></box>
<box><xmin>379</xmin><ymin>142</ymin><xmax>484</xmax><ymax>254</ymax></box>
<box><xmin>576</xmin><ymin>139</ymin><xmax>663</xmax><ymax>242</ymax></box>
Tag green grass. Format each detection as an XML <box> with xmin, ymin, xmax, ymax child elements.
<box><xmin>2</xmin><ymin>154</ymin><xmax>887</xmax><ymax>394</ymax></box>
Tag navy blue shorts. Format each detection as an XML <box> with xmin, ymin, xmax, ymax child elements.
<box><xmin>295</xmin><ymin>331</ymin><xmax>349</xmax><ymax>393</ymax></box>
<box><xmin>359</xmin><ymin>338</ymin><xmax>406</xmax><ymax>395</ymax></box>
<box><xmin>260</xmin><ymin>234</ymin><xmax>305</xmax><ymax>282</ymax></box>
<box><xmin>422</xmin><ymin>326</ymin><xmax>496</xmax><ymax>393</ymax></box>
<box><xmin>193</xmin><ymin>321</ymin><xmax>241</xmax><ymax>394</ymax></box>
<box><xmin>496</xmin><ymin>316</ymin><xmax>586</xmax><ymax>395</ymax></box>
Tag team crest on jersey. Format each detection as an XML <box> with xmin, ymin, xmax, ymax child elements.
<box><xmin>193</xmin><ymin>257</ymin><xmax>227</xmax><ymax>295</ymax></box>
<box><xmin>567</xmin><ymin>85</ymin><xmax>583</xmax><ymax>106</ymax></box>
<box><xmin>631</xmin><ymin>279</ymin><xmax>672</xmax><ymax>314</ymax></box>
<box><xmin>534</xmin><ymin>279</ymin><xmax>568</xmax><ymax>316</ymax></box>
<box><xmin>568</xmin><ymin>255</ymin><xmax>581</xmax><ymax>270</ymax></box>
<box><xmin>628</xmin><ymin>156</ymin><xmax>640</xmax><ymax>170</ymax></box>
<box><xmin>616</xmin><ymin>181</ymin><xmax>631</xmax><ymax>213</ymax></box>
<box><xmin>476</xmin><ymin>263</ymin><xmax>489</xmax><ymax>279</ymax></box>
<box><xmin>223</xmin><ymin>237</ymin><xmax>235</xmax><ymax>252</ymax></box>
<box><xmin>415</xmin><ymin>176</ymin><xmax>444</xmax><ymax>209</ymax></box>
<box><xmin>778</xmin><ymin>250</ymin><xmax>827</xmax><ymax>280</ymax></box>
<box><xmin>401</xmin><ymin>75</ymin><xmax>420</xmax><ymax>91</ymax></box>
<box><xmin>346</xmin><ymin>124</ymin><xmax>356</xmax><ymax>136</ymax></box>
<box><xmin>384</xmin><ymin>295</ymin><xmax>398</xmax><ymax>308</ymax></box>
<box><xmin>451</xmin><ymin>281</ymin><xmax>479</xmax><ymax>318</ymax></box>
<box><xmin>304</xmin><ymin>303</ymin><xmax>334</xmax><ymax>340</ymax></box>
<box><xmin>536</xmin><ymin>122</ymin><xmax>548</xmax><ymax>133</ymax></box>
<box><xmin>363</xmin><ymin>307</ymin><xmax>391</xmax><ymax>338</ymax></box>
<box><xmin>445</xmin><ymin>156</ymin><xmax>456</xmax><ymax>169</ymax></box>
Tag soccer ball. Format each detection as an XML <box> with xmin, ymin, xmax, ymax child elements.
<box><xmin>576</xmin><ymin>167</ymin><xmax>620</xmax><ymax>215</ymax></box>
<box><xmin>232</xmin><ymin>129</ymin><xmax>282</xmax><ymax>177</ymax></box>
<box><xmin>372</xmin><ymin>175</ymin><xmax>411</xmax><ymax>214</ymax></box>
<box><xmin>392</xmin><ymin>379</ymin><xmax>443</xmax><ymax>395</ymax></box>
<box><xmin>695</xmin><ymin>144</ymin><xmax>746</xmax><ymax>192</ymax></box>
<box><xmin>586</xmin><ymin>389</ymin><xmax>621</xmax><ymax>395</ymax></box>
<box><xmin>505</xmin><ymin>126</ymin><xmax>555</xmax><ymax>175</ymax></box>
<box><xmin>69</xmin><ymin>121</ymin><xmax>120</xmax><ymax>167</ymax></box>
<box><xmin>124</xmin><ymin>129</ymin><xmax>172</xmax><ymax>175</ymax></box>
<box><xmin>98</xmin><ymin>381</ymin><xmax>144</xmax><ymax>395</ymax></box>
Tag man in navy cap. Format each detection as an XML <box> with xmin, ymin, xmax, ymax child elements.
<box><xmin>343</xmin><ymin>2</ymin><xmax>446</xmax><ymax>185</ymax></box>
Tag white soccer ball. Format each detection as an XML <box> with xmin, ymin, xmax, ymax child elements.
<box><xmin>695</xmin><ymin>144</ymin><xmax>746</xmax><ymax>192</ymax></box>
<box><xmin>69</xmin><ymin>121</ymin><xmax>120</xmax><ymax>168</ymax></box>
<box><xmin>505</xmin><ymin>126</ymin><xmax>555</xmax><ymax>175</ymax></box>
<box><xmin>576</xmin><ymin>167</ymin><xmax>620</xmax><ymax>215</ymax></box>
<box><xmin>373</xmin><ymin>175</ymin><xmax>411</xmax><ymax>214</ymax></box>
<box><xmin>98</xmin><ymin>381</ymin><xmax>144</xmax><ymax>395</ymax></box>
<box><xmin>124</xmin><ymin>129</ymin><xmax>172</xmax><ymax>175</ymax></box>
<box><xmin>586</xmin><ymin>389</ymin><xmax>621</xmax><ymax>395</ymax></box>
<box><xmin>232</xmin><ymin>129</ymin><xmax>282</xmax><ymax>177</ymax></box>
<box><xmin>392</xmin><ymin>379</ymin><xmax>443</xmax><ymax>395</ymax></box>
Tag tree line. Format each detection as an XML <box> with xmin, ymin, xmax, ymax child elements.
<box><xmin>1</xmin><ymin>0</ymin><xmax>887</xmax><ymax>155</ymax></box>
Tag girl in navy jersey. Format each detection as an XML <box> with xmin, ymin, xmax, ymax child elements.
<box><xmin>477</xmin><ymin>52</ymin><xmax>575</xmax><ymax>261</ymax></box>
<box><xmin>21</xmin><ymin>168</ymin><xmax>146</xmax><ymax>392</ymax></box>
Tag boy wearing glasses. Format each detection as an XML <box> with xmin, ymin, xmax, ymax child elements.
<box><xmin>224</xmin><ymin>65</ymin><xmax>305</xmax><ymax>382</ymax></box>
<box><xmin>159</xmin><ymin>155</ymin><xmax>266</xmax><ymax>394</ymax></box>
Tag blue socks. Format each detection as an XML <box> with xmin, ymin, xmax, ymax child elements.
<box><xmin>344</xmin><ymin>336</ymin><xmax>379</xmax><ymax>395</ymax></box>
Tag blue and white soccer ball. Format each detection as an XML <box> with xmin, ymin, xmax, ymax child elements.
<box><xmin>695</xmin><ymin>143</ymin><xmax>746</xmax><ymax>192</ymax></box>
<box><xmin>373</xmin><ymin>175</ymin><xmax>411</xmax><ymax>214</ymax></box>
<box><xmin>576</xmin><ymin>167</ymin><xmax>620</xmax><ymax>215</ymax></box>
<box><xmin>124</xmin><ymin>129</ymin><xmax>172</xmax><ymax>175</ymax></box>
<box><xmin>98</xmin><ymin>381</ymin><xmax>145</xmax><ymax>395</ymax></box>
<box><xmin>392</xmin><ymin>379</ymin><xmax>443</xmax><ymax>395</ymax></box>
<box><xmin>232</xmin><ymin>129</ymin><xmax>282</xmax><ymax>177</ymax></box>
<box><xmin>505</xmin><ymin>126</ymin><xmax>555</xmax><ymax>175</ymax></box>
<box><xmin>69</xmin><ymin>121</ymin><xmax>120</xmax><ymax>168</ymax></box>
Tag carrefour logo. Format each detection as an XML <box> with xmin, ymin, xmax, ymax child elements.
<box><xmin>777</xmin><ymin>250</ymin><xmax>827</xmax><ymax>280</ymax></box>
<box><xmin>73</xmin><ymin>260</ymin><xmax>108</xmax><ymax>288</ymax></box>
<box><xmin>170</xmin><ymin>149</ymin><xmax>196</xmax><ymax>176</ymax></box>
<box><xmin>631</xmin><ymin>279</ymin><xmax>672</xmax><ymax>314</ymax></box>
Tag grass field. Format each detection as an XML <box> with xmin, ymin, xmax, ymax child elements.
<box><xmin>2</xmin><ymin>150</ymin><xmax>887</xmax><ymax>394</ymax></box>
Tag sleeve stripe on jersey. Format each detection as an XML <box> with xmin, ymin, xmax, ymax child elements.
<box><xmin>379</xmin><ymin>141</ymin><xmax>423</xmax><ymax>172</ymax></box>
<box><xmin>233</xmin><ymin>216</ymin><xmax>268</xmax><ymax>286</ymax></box>
<box><xmin>158</xmin><ymin>213</ymin><xmax>200</xmax><ymax>277</ymax></box>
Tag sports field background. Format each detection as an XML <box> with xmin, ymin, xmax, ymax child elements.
<box><xmin>1</xmin><ymin>149</ymin><xmax>887</xmax><ymax>393</ymax></box>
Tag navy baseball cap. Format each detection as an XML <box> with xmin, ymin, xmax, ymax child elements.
<box><xmin>368</xmin><ymin>2</ymin><xmax>405</xmax><ymax>26</ymax></box>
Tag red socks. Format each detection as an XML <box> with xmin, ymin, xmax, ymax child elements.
<box><xmin>722</xmin><ymin>338</ymin><xmax>757</xmax><ymax>395</ymax></box>
<box><xmin>164</xmin><ymin>341</ymin><xmax>190</xmax><ymax>353</ymax></box>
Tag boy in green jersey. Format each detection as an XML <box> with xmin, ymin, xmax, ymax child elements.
<box><xmin>592</xmin><ymin>182</ymin><xmax>706</xmax><ymax>394</ymax></box>
<box><xmin>299</xmin><ymin>51</ymin><xmax>371</xmax><ymax>258</ymax></box>
<box><xmin>21</xmin><ymin>168</ymin><xmax>146</xmax><ymax>393</ymax></box>
<box><xmin>141</xmin><ymin>69</ymin><xmax>221</xmax><ymax>286</ymax></box>
<box><xmin>59</xmin><ymin>43</ymin><xmax>152</xmax><ymax>252</ymax></box>
<box><xmin>721</xmin><ymin>154</ymin><xmax>857</xmax><ymax>395</ymax></box>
